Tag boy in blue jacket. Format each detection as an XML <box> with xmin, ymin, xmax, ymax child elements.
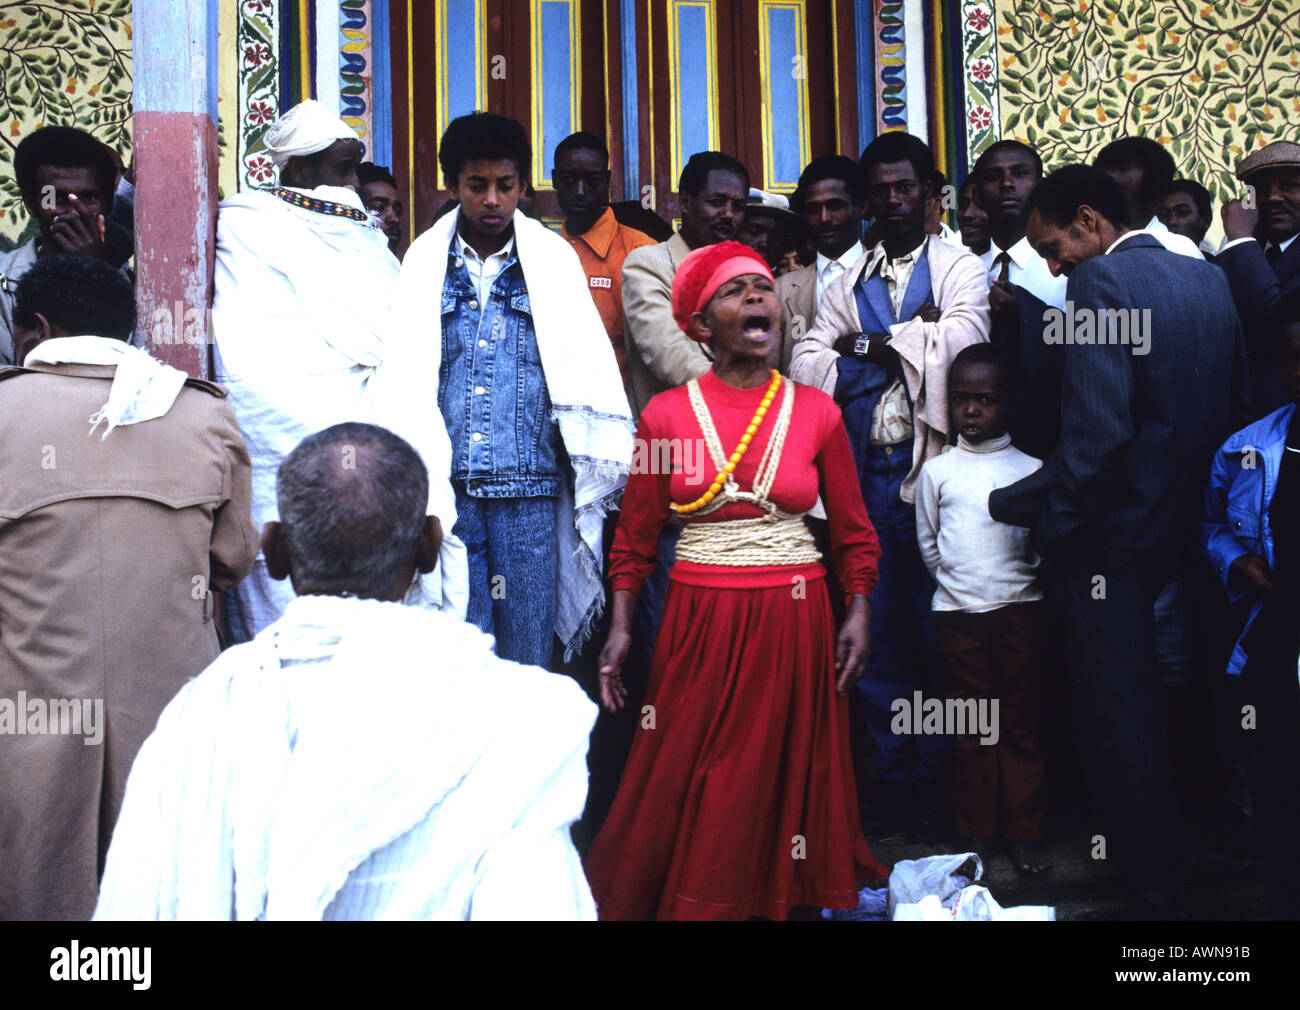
<box><xmin>1202</xmin><ymin>290</ymin><xmax>1300</xmax><ymax>920</ymax></box>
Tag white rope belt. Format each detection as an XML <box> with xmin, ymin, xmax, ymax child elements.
<box><xmin>675</xmin><ymin>374</ymin><xmax>820</xmax><ymax>567</ymax></box>
<box><xmin>675</xmin><ymin>511</ymin><xmax>822</xmax><ymax>567</ymax></box>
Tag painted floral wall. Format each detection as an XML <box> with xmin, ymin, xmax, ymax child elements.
<box><xmin>0</xmin><ymin>0</ymin><xmax>132</xmax><ymax>249</ymax></box>
<box><xmin>994</xmin><ymin>0</ymin><xmax>1300</xmax><ymax>231</ymax></box>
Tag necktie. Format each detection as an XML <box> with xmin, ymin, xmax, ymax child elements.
<box><xmin>1266</xmin><ymin>244</ymin><xmax>1282</xmax><ymax>265</ymax></box>
<box><xmin>994</xmin><ymin>251</ymin><xmax>1012</xmax><ymax>284</ymax></box>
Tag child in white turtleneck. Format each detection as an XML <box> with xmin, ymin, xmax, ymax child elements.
<box><xmin>915</xmin><ymin>344</ymin><xmax>1048</xmax><ymax>874</ymax></box>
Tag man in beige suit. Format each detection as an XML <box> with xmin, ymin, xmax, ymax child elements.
<box><xmin>621</xmin><ymin>151</ymin><xmax>750</xmax><ymax>418</ymax></box>
<box><xmin>0</xmin><ymin>256</ymin><xmax>257</xmax><ymax>920</ymax></box>
<box><xmin>777</xmin><ymin>155</ymin><xmax>869</xmax><ymax>373</ymax></box>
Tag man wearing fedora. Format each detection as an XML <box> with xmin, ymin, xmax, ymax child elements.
<box><xmin>1219</xmin><ymin>140</ymin><xmax>1300</xmax><ymax>416</ymax></box>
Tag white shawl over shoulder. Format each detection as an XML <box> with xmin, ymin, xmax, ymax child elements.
<box><xmin>94</xmin><ymin>595</ymin><xmax>598</xmax><ymax>920</ymax></box>
<box><xmin>395</xmin><ymin>210</ymin><xmax>634</xmax><ymax>658</ymax></box>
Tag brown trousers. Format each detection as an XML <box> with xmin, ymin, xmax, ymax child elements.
<box><xmin>937</xmin><ymin>602</ymin><xmax>1045</xmax><ymax>841</ymax></box>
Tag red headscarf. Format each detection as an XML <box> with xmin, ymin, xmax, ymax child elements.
<box><xmin>670</xmin><ymin>240</ymin><xmax>775</xmax><ymax>343</ymax></box>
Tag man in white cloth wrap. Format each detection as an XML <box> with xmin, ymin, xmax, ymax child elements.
<box><xmin>212</xmin><ymin>100</ymin><xmax>468</xmax><ymax>640</ymax></box>
<box><xmin>94</xmin><ymin>423</ymin><xmax>598</xmax><ymax>920</ymax></box>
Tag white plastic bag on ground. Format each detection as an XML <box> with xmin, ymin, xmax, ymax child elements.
<box><xmin>888</xmin><ymin>852</ymin><xmax>981</xmax><ymax>918</ymax></box>
<box><xmin>888</xmin><ymin>852</ymin><xmax>1055</xmax><ymax>921</ymax></box>
<box><xmin>892</xmin><ymin>894</ymin><xmax>948</xmax><ymax>920</ymax></box>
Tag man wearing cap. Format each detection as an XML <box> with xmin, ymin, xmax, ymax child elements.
<box><xmin>211</xmin><ymin>100</ymin><xmax>468</xmax><ymax>642</ymax></box>
<box><xmin>738</xmin><ymin>188</ymin><xmax>798</xmax><ymax>272</ymax></box>
<box><xmin>1219</xmin><ymin>140</ymin><xmax>1300</xmax><ymax>415</ymax></box>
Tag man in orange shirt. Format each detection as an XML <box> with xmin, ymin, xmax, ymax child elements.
<box><xmin>553</xmin><ymin>132</ymin><xmax>655</xmax><ymax>393</ymax></box>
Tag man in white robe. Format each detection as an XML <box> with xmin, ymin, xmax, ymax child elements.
<box><xmin>211</xmin><ymin>100</ymin><xmax>468</xmax><ymax>640</ymax></box>
<box><xmin>94</xmin><ymin>423</ymin><xmax>597</xmax><ymax>921</ymax></box>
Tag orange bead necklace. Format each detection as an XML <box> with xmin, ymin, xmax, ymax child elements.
<box><xmin>671</xmin><ymin>368</ymin><xmax>782</xmax><ymax>515</ymax></box>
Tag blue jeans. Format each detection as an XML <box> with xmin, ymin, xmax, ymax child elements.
<box><xmin>453</xmin><ymin>486</ymin><xmax>558</xmax><ymax>668</ymax></box>
<box><xmin>855</xmin><ymin>441</ymin><xmax>946</xmax><ymax>788</ymax></box>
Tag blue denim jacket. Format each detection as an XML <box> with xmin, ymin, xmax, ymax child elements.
<box><xmin>1201</xmin><ymin>402</ymin><xmax>1294</xmax><ymax>675</ymax></box>
<box><xmin>439</xmin><ymin>245</ymin><xmax>562</xmax><ymax>498</ymax></box>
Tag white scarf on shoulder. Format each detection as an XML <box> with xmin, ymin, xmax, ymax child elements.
<box><xmin>24</xmin><ymin>335</ymin><xmax>188</xmax><ymax>439</ymax></box>
<box><xmin>394</xmin><ymin>210</ymin><xmax>634</xmax><ymax>658</ymax></box>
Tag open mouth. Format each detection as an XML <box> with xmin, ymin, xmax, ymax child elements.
<box><xmin>741</xmin><ymin>313</ymin><xmax>771</xmax><ymax>340</ymax></box>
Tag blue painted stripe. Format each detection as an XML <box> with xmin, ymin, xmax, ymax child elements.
<box><xmin>854</xmin><ymin>0</ymin><xmax>873</xmax><ymax>154</ymax></box>
<box><xmin>207</xmin><ymin>0</ymin><xmax>218</xmax><ymax>119</ymax></box>
<box><xmin>539</xmin><ymin>2</ymin><xmax>576</xmax><ymax>184</ymax></box>
<box><xmin>279</xmin><ymin>1</ymin><xmax>294</xmax><ymax>111</ymax></box>
<box><xmin>765</xmin><ymin>7</ymin><xmax>801</xmax><ymax>189</ymax></box>
<box><xmin>947</xmin><ymin>0</ymin><xmax>968</xmax><ymax>179</ymax></box>
<box><xmin>307</xmin><ymin>0</ymin><xmax>318</xmax><ymax>100</ymax></box>
<box><xmin>445</xmin><ymin>0</ymin><xmax>480</xmax><ymax>127</ymax></box>
<box><xmin>620</xmin><ymin>0</ymin><xmax>638</xmax><ymax>199</ymax></box>
<box><xmin>675</xmin><ymin>4</ymin><xmax>712</xmax><ymax>181</ymax></box>
<box><xmin>372</xmin><ymin>0</ymin><xmax>393</xmax><ymax>169</ymax></box>
<box><xmin>132</xmin><ymin>0</ymin><xmax>219</xmax><ymax>118</ymax></box>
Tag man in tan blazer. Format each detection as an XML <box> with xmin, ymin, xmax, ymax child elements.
<box><xmin>777</xmin><ymin>155</ymin><xmax>869</xmax><ymax>372</ymax></box>
<box><xmin>0</xmin><ymin>256</ymin><xmax>257</xmax><ymax>920</ymax></box>
<box><xmin>621</xmin><ymin>151</ymin><xmax>750</xmax><ymax>418</ymax></box>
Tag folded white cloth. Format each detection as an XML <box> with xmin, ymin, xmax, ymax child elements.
<box><xmin>264</xmin><ymin>99</ymin><xmax>358</xmax><ymax>170</ymax></box>
<box><xmin>24</xmin><ymin>334</ymin><xmax>188</xmax><ymax>439</ymax></box>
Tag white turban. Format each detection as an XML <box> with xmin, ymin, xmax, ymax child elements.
<box><xmin>264</xmin><ymin>100</ymin><xmax>358</xmax><ymax>170</ymax></box>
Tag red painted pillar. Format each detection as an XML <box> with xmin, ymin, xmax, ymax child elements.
<box><xmin>132</xmin><ymin>0</ymin><xmax>219</xmax><ymax>378</ymax></box>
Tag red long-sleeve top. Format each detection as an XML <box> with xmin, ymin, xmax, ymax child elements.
<box><xmin>609</xmin><ymin>369</ymin><xmax>881</xmax><ymax>597</ymax></box>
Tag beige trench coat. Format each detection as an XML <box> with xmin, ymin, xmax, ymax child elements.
<box><xmin>0</xmin><ymin>362</ymin><xmax>257</xmax><ymax>920</ymax></box>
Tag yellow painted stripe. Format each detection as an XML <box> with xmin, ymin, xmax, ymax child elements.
<box><xmin>831</xmin><ymin>0</ymin><xmax>841</xmax><ymax>155</ymax></box>
<box><xmin>647</xmin><ymin>0</ymin><xmax>655</xmax><ymax>193</ymax></box>
<box><xmin>298</xmin><ymin>0</ymin><xmax>311</xmax><ymax>100</ymax></box>
<box><xmin>666</xmin><ymin>1</ymin><xmax>678</xmax><ymax>190</ymax></box>
<box><xmin>408</xmin><ymin>0</ymin><xmax>415</xmax><ymax>208</ymax></box>
<box><xmin>602</xmin><ymin>0</ymin><xmax>611</xmax><ymax>151</ymax></box>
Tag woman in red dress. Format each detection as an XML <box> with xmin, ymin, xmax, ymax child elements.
<box><xmin>585</xmin><ymin>241</ymin><xmax>889</xmax><ymax>920</ymax></box>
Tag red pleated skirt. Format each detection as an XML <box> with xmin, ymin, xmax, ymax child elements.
<box><xmin>584</xmin><ymin>575</ymin><xmax>890</xmax><ymax>920</ymax></box>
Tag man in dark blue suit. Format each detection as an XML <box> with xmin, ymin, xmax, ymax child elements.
<box><xmin>1218</xmin><ymin>140</ymin><xmax>1300</xmax><ymax>416</ymax></box>
<box><xmin>989</xmin><ymin>166</ymin><xmax>1250</xmax><ymax>919</ymax></box>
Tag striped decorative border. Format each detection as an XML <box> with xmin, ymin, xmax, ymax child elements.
<box><xmin>236</xmin><ymin>0</ymin><xmax>282</xmax><ymax>190</ymax></box>
<box><xmin>339</xmin><ymin>0</ymin><xmax>374</xmax><ymax>159</ymax></box>
<box><xmin>875</xmin><ymin>0</ymin><xmax>906</xmax><ymax>131</ymax></box>
<box><xmin>960</xmin><ymin>0</ymin><xmax>999</xmax><ymax>169</ymax></box>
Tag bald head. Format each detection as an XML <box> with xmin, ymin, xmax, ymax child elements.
<box><xmin>266</xmin><ymin>423</ymin><xmax>439</xmax><ymax>600</ymax></box>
